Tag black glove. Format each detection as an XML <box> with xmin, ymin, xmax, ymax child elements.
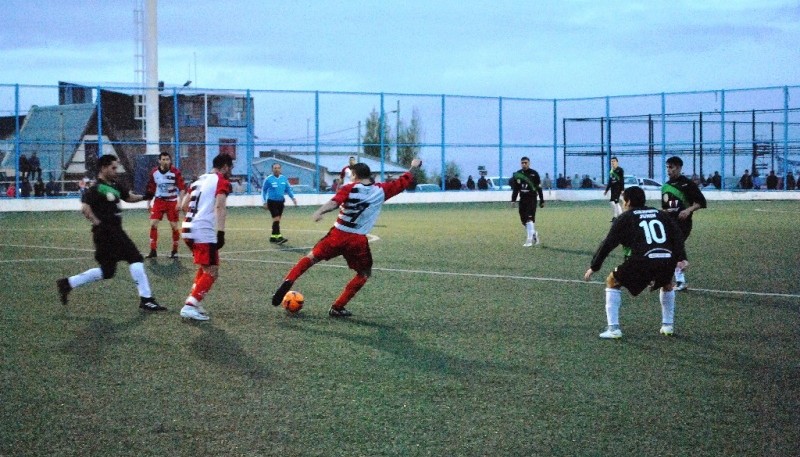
<box><xmin>217</xmin><ymin>231</ymin><xmax>225</xmax><ymax>250</ymax></box>
<box><xmin>142</xmin><ymin>191</ymin><xmax>155</xmax><ymax>201</ymax></box>
<box><xmin>539</xmin><ymin>200</ymin><xmax>545</xmax><ymax>208</ymax></box>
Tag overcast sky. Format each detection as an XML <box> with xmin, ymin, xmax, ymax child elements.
<box><xmin>2</xmin><ymin>0</ymin><xmax>798</xmax><ymax>98</ymax></box>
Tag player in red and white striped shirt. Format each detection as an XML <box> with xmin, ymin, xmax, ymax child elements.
<box><xmin>271</xmin><ymin>158</ymin><xmax>422</xmax><ymax>317</ymax></box>
<box><xmin>179</xmin><ymin>154</ymin><xmax>233</xmax><ymax>321</ymax></box>
<box><xmin>144</xmin><ymin>152</ymin><xmax>187</xmax><ymax>259</ymax></box>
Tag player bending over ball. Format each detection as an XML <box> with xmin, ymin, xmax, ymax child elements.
<box><xmin>583</xmin><ymin>186</ymin><xmax>687</xmax><ymax>339</ymax></box>
<box><xmin>271</xmin><ymin>158</ymin><xmax>423</xmax><ymax>317</ymax></box>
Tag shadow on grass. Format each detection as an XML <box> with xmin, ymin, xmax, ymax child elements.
<box><xmin>60</xmin><ymin>314</ymin><xmax>147</xmax><ymax>370</ymax></box>
<box><xmin>145</xmin><ymin>257</ymin><xmax>190</xmax><ymax>279</ymax></box>
<box><xmin>295</xmin><ymin>318</ymin><xmax>520</xmax><ymax>379</ymax></box>
<box><xmin>539</xmin><ymin>245</ymin><xmax>595</xmax><ymax>257</ymax></box>
<box><xmin>191</xmin><ymin>324</ymin><xmax>270</xmax><ymax>381</ymax></box>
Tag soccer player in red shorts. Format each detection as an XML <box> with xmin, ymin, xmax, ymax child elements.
<box><xmin>145</xmin><ymin>152</ymin><xmax>187</xmax><ymax>259</ymax></box>
<box><xmin>179</xmin><ymin>154</ymin><xmax>233</xmax><ymax>321</ymax></box>
<box><xmin>271</xmin><ymin>158</ymin><xmax>422</xmax><ymax>317</ymax></box>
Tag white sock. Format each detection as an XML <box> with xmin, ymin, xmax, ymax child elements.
<box><xmin>525</xmin><ymin>221</ymin><xmax>535</xmax><ymax>241</ymax></box>
<box><xmin>615</xmin><ymin>203</ymin><xmax>623</xmax><ymax>217</ymax></box>
<box><xmin>675</xmin><ymin>267</ymin><xmax>685</xmax><ymax>283</ymax></box>
<box><xmin>129</xmin><ymin>262</ymin><xmax>152</xmax><ymax>298</ymax></box>
<box><xmin>69</xmin><ymin>268</ymin><xmax>103</xmax><ymax>288</ymax></box>
<box><xmin>605</xmin><ymin>288</ymin><xmax>621</xmax><ymax>327</ymax></box>
<box><xmin>660</xmin><ymin>289</ymin><xmax>675</xmax><ymax>325</ymax></box>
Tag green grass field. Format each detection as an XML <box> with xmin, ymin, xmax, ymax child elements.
<box><xmin>1</xmin><ymin>200</ymin><xmax>798</xmax><ymax>456</ymax></box>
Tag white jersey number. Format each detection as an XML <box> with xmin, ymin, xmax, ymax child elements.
<box><xmin>639</xmin><ymin>219</ymin><xmax>667</xmax><ymax>244</ymax></box>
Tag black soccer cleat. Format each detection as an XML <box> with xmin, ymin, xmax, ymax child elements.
<box><xmin>139</xmin><ymin>297</ymin><xmax>167</xmax><ymax>311</ymax></box>
<box><xmin>145</xmin><ymin>249</ymin><xmax>157</xmax><ymax>259</ymax></box>
<box><xmin>271</xmin><ymin>279</ymin><xmax>294</xmax><ymax>307</ymax></box>
<box><xmin>328</xmin><ymin>306</ymin><xmax>352</xmax><ymax>318</ymax></box>
<box><xmin>56</xmin><ymin>278</ymin><xmax>71</xmax><ymax>305</ymax></box>
<box><xmin>169</xmin><ymin>250</ymin><xmax>178</xmax><ymax>259</ymax></box>
<box><xmin>276</xmin><ymin>236</ymin><xmax>288</xmax><ymax>245</ymax></box>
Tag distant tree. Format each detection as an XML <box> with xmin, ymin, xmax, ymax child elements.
<box><xmin>397</xmin><ymin>108</ymin><xmax>427</xmax><ymax>186</ymax></box>
<box><xmin>362</xmin><ymin>109</ymin><xmax>392</xmax><ymax>160</ymax></box>
<box><xmin>444</xmin><ymin>160</ymin><xmax>461</xmax><ymax>180</ymax></box>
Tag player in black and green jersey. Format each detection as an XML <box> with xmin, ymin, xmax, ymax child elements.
<box><xmin>661</xmin><ymin>156</ymin><xmax>707</xmax><ymax>291</ymax></box>
<box><xmin>584</xmin><ymin>186</ymin><xmax>687</xmax><ymax>339</ymax></box>
<box><xmin>56</xmin><ymin>154</ymin><xmax>166</xmax><ymax>311</ymax></box>
<box><xmin>510</xmin><ymin>156</ymin><xmax>544</xmax><ymax>247</ymax></box>
<box><xmin>603</xmin><ymin>156</ymin><xmax>624</xmax><ymax>221</ymax></box>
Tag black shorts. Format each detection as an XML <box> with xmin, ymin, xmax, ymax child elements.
<box><xmin>612</xmin><ymin>256</ymin><xmax>676</xmax><ymax>296</ymax></box>
<box><xmin>267</xmin><ymin>199</ymin><xmax>285</xmax><ymax>218</ymax></box>
<box><xmin>92</xmin><ymin>224</ymin><xmax>143</xmax><ymax>266</ymax></box>
<box><xmin>609</xmin><ymin>190</ymin><xmax>622</xmax><ymax>203</ymax></box>
<box><xmin>517</xmin><ymin>198</ymin><xmax>537</xmax><ymax>224</ymax></box>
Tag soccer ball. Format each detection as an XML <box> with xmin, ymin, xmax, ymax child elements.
<box><xmin>282</xmin><ymin>291</ymin><xmax>304</xmax><ymax>314</ymax></box>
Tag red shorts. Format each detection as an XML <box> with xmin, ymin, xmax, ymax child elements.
<box><xmin>150</xmin><ymin>198</ymin><xmax>179</xmax><ymax>222</ymax></box>
<box><xmin>312</xmin><ymin>228</ymin><xmax>372</xmax><ymax>272</ymax></box>
<box><xmin>184</xmin><ymin>240</ymin><xmax>220</xmax><ymax>266</ymax></box>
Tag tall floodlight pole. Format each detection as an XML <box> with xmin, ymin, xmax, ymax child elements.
<box><xmin>145</xmin><ymin>0</ymin><xmax>159</xmax><ymax>155</ymax></box>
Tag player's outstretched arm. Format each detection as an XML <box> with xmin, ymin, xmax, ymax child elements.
<box><xmin>313</xmin><ymin>200</ymin><xmax>340</xmax><ymax>222</ymax></box>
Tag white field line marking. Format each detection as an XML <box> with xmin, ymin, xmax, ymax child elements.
<box><xmin>3</xmin><ymin>243</ymin><xmax>798</xmax><ymax>300</ymax></box>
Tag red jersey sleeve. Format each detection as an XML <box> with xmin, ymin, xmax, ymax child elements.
<box><xmin>145</xmin><ymin>167</ymin><xmax>158</xmax><ymax>195</ymax></box>
<box><xmin>216</xmin><ymin>173</ymin><xmax>232</xmax><ymax>196</ymax></box>
<box><xmin>332</xmin><ymin>182</ymin><xmax>356</xmax><ymax>205</ymax></box>
<box><xmin>172</xmin><ymin>166</ymin><xmax>187</xmax><ymax>192</ymax></box>
<box><xmin>378</xmin><ymin>171</ymin><xmax>413</xmax><ymax>200</ymax></box>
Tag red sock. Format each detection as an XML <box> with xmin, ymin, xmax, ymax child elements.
<box><xmin>149</xmin><ymin>226</ymin><xmax>158</xmax><ymax>250</ymax></box>
<box><xmin>287</xmin><ymin>256</ymin><xmax>315</xmax><ymax>282</ymax></box>
<box><xmin>190</xmin><ymin>268</ymin><xmax>204</xmax><ymax>293</ymax></box>
<box><xmin>171</xmin><ymin>228</ymin><xmax>180</xmax><ymax>251</ymax></box>
<box><xmin>333</xmin><ymin>275</ymin><xmax>368</xmax><ymax>308</ymax></box>
<box><xmin>190</xmin><ymin>272</ymin><xmax>216</xmax><ymax>302</ymax></box>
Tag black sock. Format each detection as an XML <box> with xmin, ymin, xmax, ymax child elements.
<box><xmin>272</xmin><ymin>221</ymin><xmax>279</xmax><ymax>235</ymax></box>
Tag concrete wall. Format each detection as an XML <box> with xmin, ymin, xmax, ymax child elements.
<box><xmin>2</xmin><ymin>189</ymin><xmax>799</xmax><ymax>213</ymax></box>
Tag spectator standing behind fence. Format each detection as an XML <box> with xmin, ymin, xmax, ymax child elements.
<box><xmin>477</xmin><ymin>175</ymin><xmax>488</xmax><ymax>190</ymax></box>
<box><xmin>556</xmin><ymin>173</ymin><xmax>568</xmax><ymax>189</ymax></box>
<box><xmin>571</xmin><ymin>174</ymin><xmax>580</xmax><ymax>189</ymax></box>
<box><xmin>466</xmin><ymin>175</ymin><xmax>475</xmax><ymax>190</ymax></box>
<box><xmin>19</xmin><ymin>154</ymin><xmax>30</xmax><ymax>179</ymax></box>
<box><xmin>34</xmin><ymin>178</ymin><xmax>45</xmax><ymax>197</ymax></box>
<box><xmin>28</xmin><ymin>152</ymin><xmax>42</xmax><ymax>181</ymax></box>
<box><xmin>766</xmin><ymin>170</ymin><xmax>779</xmax><ymax>190</ymax></box>
<box><xmin>20</xmin><ymin>178</ymin><xmax>32</xmax><ymax>198</ymax></box>
<box><xmin>45</xmin><ymin>177</ymin><xmax>58</xmax><ymax>196</ymax></box>
<box><xmin>786</xmin><ymin>171</ymin><xmax>796</xmax><ymax>190</ymax></box>
<box><xmin>542</xmin><ymin>173</ymin><xmax>552</xmax><ymax>189</ymax></box>
<box><xmin>739</xmin><ymin>169</ymin><xmax>754</xmax><ymax>190</ymax></box>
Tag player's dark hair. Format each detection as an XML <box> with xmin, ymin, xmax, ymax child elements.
<box><xmin>212</xmin><ymin>153</ymin><xmax>234</xmax><ymax>169</ymax></box>
<box><xmin>622</xmin><ymin>186</ymin><xmax>646</xmax><ymax>207</ymax></box>
<box><xmin>610</xmin><ymin>156</ymin><xmax>618</xmax><ymax>162</ymax></box>
<box><xmin>159</xmin><ymin>151</ymin><xmax>171</xmax><ymax>159</ymax></box>
<box><xmin>351</xmin><ymin>162</ymin><xmax>371</xmax><ymax>179</ymax></box>
<box><xmin>97</xmin><ymin>154</ymin><xmax>118</xmax><ymax>169</ymax></box>
<box><xmin>521</xmin><ymin>156</ymin><xmax>530</xmax><ymax>162</ymax></box>
<box><xmin>666</xmin><ymin>156</ymin><xmax>683</xmax><ymax>167</ymax></box>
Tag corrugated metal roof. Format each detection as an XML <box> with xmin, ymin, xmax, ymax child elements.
<box><xmin>1</xmin><ymin>104</ymin><xmax>95</xmax><ymax>179</ymax></box>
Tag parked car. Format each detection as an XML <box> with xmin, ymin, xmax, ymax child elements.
<box><xmin>413</xmin><ymin>183</ymin><xmax>440</xmax><ymax>192</ymax></box>
<box><xmin>485</xmin><ymin>176</ymin><xmax>512</xmax><ymax>190</ymax></box>
<box><xmin>624</xmin><ymin>176</ymin><xmax>662</xmax><ymax>190</ymax></box>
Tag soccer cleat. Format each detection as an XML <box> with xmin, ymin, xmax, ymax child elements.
<box><xmin>139</xmin><ymin>297</ymin><xmax>167</xmax><ymax>311</ymax></box>
<box><xmin>328</xmin><ymin>306</ymin><xmax>353</xmax><ymax>317</ymax></box>
<box><xmin>272</xmin><ymin>279</ymin><xmax>294</xmax><ymax>307</ymax></box>
<box><xmin>56</xmin><ymin>277</ymin><xmax>71</xmax><ymax>305</ymax></box>
<box><xmin>180</xmin><ymin>304</ymin><xmax>209</xmax><ymax>321</ymax></box>
<box><xmin>269</xmin><ymin>237</ymin><xmax>279</xmax><ymax>243</ymax></box>
<box><xmin>523</xmin><ymin>241</ymin><xmax>533</xmax><ymax>247</ymax></box>
<box><xmin>599</xmin><ymin>328</ymin><xmax>623</xmax><ymax>339</ymax></box>
<box><xmin>275</xmin><ymin>236</ymin><xmax>288</xmax><ymax>245</ymax></box>
<box><xmin>169</xmin><ymin>250</ymin><xmax>178</xmax><ymax>259</ymax></box>
<box><xmin>660</xmin><ymin>325</ymin><xmax>674</xmax><ymax>336</ymax></box>
<box><xmin>675</xmin><ymin>281</ymin><xmax>687</xmax><ymax>291</ymax></box>
<box><xmin>145</xmin><ymin>249</ymin><xmax>157</xmax><ymax>259</ymax></box>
